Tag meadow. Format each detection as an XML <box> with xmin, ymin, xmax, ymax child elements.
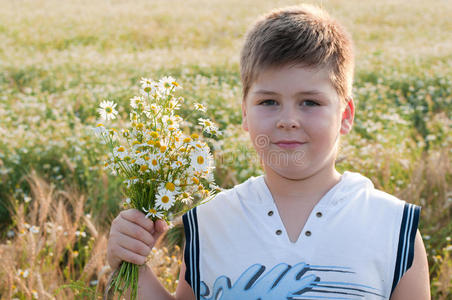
<box><xmin>0</xmin><ymin>0</ymin><xmax>451</xmax><ymax>298</ymax></box>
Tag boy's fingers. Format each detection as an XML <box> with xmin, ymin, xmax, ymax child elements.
<box><xmin>115</xmin><ymin>245</ymin><xmax>147</xmax><ymax>266</ymax></box>
<box><xmin>153</xmin><ymin>220</ymin><xmax>168</xmax><ymax>240</ymax></box>
<box><xmin>116</xmin><ymin>232</ymin><xmax>152</xmax><ymax>257</ymax></box>
<box><xmin>117</xmin><ymin>222</ymin><xmax>154</xmax><ymax>246</ymax></box>
<box><xmin>120</xmin><ymin>209</ymin><xmax>154</xmax><ymax>233</ymax></box>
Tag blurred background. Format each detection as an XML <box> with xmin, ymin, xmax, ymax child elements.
<box><xmin>0</xmin><ymin>0</ymin><xmax>451</xmax><ymax>298</ymax></box>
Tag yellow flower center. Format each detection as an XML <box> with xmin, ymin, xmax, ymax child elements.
<box><xmin>183</xmin><ymin>137</ymin><xmax>191</xmax><ymax>143</ymax></box>
<box><xmin>162</xmin><ymin>195</ymin><xmax>169</xmax><ymax>203</ymax></box>
<box><xmin>148</xmin><ymin>208</ymin><xmax>157</xmax><ymax>214</ymax></box>
<box><xmin>137</xmin><ymin>123</ymin><xmax>144</xmax><ymax>130</ymax></box>
<box><xmin>144</xmin><ymin>156</ymin><xmax>150</xmax><ymax>161</ymax></box>
<box><xmin>165</xmin><ymin>182</ymin><xmax>176</xmax><ymax>192</ymax></box>
<box><xmin>105</xmin><ymin>107</ymin><xmax>112</xmax><ymax>113</ymax></box>
<box><xmin>152</xmin><ymin>159</ymin><xmax>158</xmax><ymax>166</ymax></box>
<box><xmin>160</xmin><ymin>145</ymin><xmax>167</xmax><ymax>153</ymax></box>
<box><xmin>191</xmin><ymin>133</ymin><xmax>199</xmax><ymax>139</ymax></box>
<box><xmin>151</xmin><ymin>131</ymin><xmax>159</xmax><ymax>138</ymax></box>
<box><xmin>96</xmin><ymin>123</ymin><xmax>104</xmax><ymax>127</ymax></box>
<box><xmin>117</xmin><ymin>146</ymin><xmax>125</xmax><ymax>152</ymax></box>
<box><xmin>192</xmin><ymin>177</ymin><xmax>199</xmax><ymax>184</ymax></box>
<box><xmin>140</xmin><ymin>165</ymin><xmax>148</xmax><ymax>172</ymax></box>
<box><xmin>197</xmin><ymin>156</ymin><xmax>204</xmax><ymax>164</ymax></box>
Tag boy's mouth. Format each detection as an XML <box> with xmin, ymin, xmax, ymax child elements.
<box><xmin>274</xmin><ymin>140</ymin><xmax>305</xmax><ymax>149</ymax></box>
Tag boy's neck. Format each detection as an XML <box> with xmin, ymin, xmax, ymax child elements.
<box><xmin>263</xmin><ymin>166</ymin><xmax>342</xmax><ymax>205</ymax></box>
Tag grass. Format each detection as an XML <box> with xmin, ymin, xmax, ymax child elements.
<box><xmin>0</xmin><ymin>0</ymin><xmax>451</xmax><ymax>298</ymax></box>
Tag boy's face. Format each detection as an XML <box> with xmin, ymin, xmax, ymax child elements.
<box><xmin>242</xmin><ymin>64</ymin><xmax>354</xmax><ymax>180</ymax></box>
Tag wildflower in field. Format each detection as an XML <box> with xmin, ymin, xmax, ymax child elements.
<box><xmin>75</xmin><ymin>230</ymin><xmax>86</xmax><ymax>238</ymax></box>
<box><xmin>199</xmin><ymin>117</ymin><xmax>221</xmax><ymax>136</ymax></box>
<box><xmin>155</xmin><ymin>188</ymin><xmax>176</xmax><ymax>211</ymax></box>
<box><xmin>194</xmin><ymin>102</ymin><xmax>207</xmax><ymax>112</ymax></box>
<box><xmin>189</xmin><ymin>148</ymin><xmax>213</xmax><ymax>173</ymax></box>
<box><xmin>32</xmin><ymin>290</ymin><xmax>38</xmax><ymax>299</ymax></box>
<box><xmin>17</xmin><ymin>269</ymin><xmax>29</xmax><ymax>278</ymax></box>
<box><xmin>98</xmin><ymin>100</ymin><xmax>118</xmax><ymax>120</ymax></box>
<box><xmin>142</xmin><ymin>206</ymin><xmax>164</xmax><ymax>219</ymax></box>
<box><xmin>29</xmin><ymin>225</ymin><xmax>39</xmax><ymax>234</ymax></box>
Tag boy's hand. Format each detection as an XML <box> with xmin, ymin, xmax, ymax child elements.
<box><xmin>107</xmin><ymin>209</ymin><xmax>168</xmax><ymax>270</ymax></box>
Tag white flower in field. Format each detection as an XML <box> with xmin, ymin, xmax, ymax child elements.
<box><xmin>124</xmin><ymin>177</ymin><xmax>140</xmax><ymax>188</ymax></box>
<box><xmin>113</xmin><ymin>146</ymin><xmax>128</xmax><ymax>159</ymax></box>
<box><xmin>147</xmin><ymin>153</ymin><xmax>161</xmax><ymax>171</ymax></box>
<box><xmin>98</xmin><ymin>100</ymin><xmax>118</xmax><ymax>121</ymax></box>
<box><xmin>130</xmin><ymin>96</ymin><xmax>144</xmax><ymax>109</ymax></box>
<box><xmin>159</xmin><ymin>181</ymin><xmax>181</xmax><ymax>195</ymax></box>
<box><xmin>162</xmin><ymin>115</ymin><xmax>180</xmax><ymax>131</ymax></box>
<box><xmin>155</xmin><ymin>188</ymin><xmax>176</xmax><ymax>210</ymax></box>
<box><xmin>75</xmin><ymin>230</ymin><xmax>86</xmax><ymax>238</ymax></box>
<box><xmin>140</xmin><ymin>77</ymin><xmax>156</xmax><ymax>94</ymax></box>
<box><xmin>24</xmin><ymin>195</ymin><xmax>32</xmax><ymax>203</ymax></box>
<box><xmin>92</xmin><ymin>124</ymin><xmax>107</xmax><ymax>141</ymax></box>
<box><xmin>17</xmin><ymin>269</ymin><xmax>29</xmax><ymax>278</ymax></box>
<box><xmin>159</xmin><ymin>76</ymin><xmax>180</xmax><ymax>91</ymax></box>
<box><xmin>32</xmin><ymin>289</ymin><xmax>38</xmax><ymax>299</ymax></box>
<box><xmin>203</xmin><ymin>125</ymin><xmax>221</xmax><ymax>136</ymax></box>
<box><xmin>189</xmin><ymin>140</ymin><xmax>209</xmax><ymax>152</ymax></box>
<box><xmin>168</xmin><ymin>98</ymin><xmax>181</xmax><ymax>110</ymax></box>
<box><xmin>180</xmin><ymin>192</ymin><xmax>194</xmax><ymax>205</ymax></box>
<box><xmin>141</xmin><ymin>206</ymin><xmax>164</xmax><ymax>219</ymax></box>
<box><xmin>198</xmin><ymin>118</ymin><xmax>221</xmax><ymax>136</ymax></box>
<box><xmin>194</xmin><ymin>103</ymin><xmax>207</xmax><ymax>112</ymax></box>
<box><xmin>189</xmin><ymin>148</ymin><xmax>213</xmax><ymax>173</ymax></box>
<box><xmin>29</xmin><ymin>225</ymin><xmax>39</xmax><ymax>234</ymax></box>
<box><xmin>171</xmin><ymin>157</ymin><xmax>187</xmax><ymax>169</ymax></box>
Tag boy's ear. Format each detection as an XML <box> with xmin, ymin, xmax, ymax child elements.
<box><xmin>241</xmin><ymin>99</ymin><xmax>249</xmax><ymax>132</ymax></box>
<box><xmin>340</xmin><ymin>97</ymin><xmax>355</xmax><ymax>135</ymax></box>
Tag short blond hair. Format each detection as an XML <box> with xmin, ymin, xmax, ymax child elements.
<box><xmin>240</xmin><ymin>4</ymin><xmax>354</xmax><ymax>103</ymax></box>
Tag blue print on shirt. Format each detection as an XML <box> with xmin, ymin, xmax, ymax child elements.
<box><xmin>199</xmin><ymin>262</ymin><xmax>385</xmax><ymax>299</ymax></box>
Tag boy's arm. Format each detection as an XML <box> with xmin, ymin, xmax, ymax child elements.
<box><xmin>390</xmin><ymin>229</ymin><xmax>431</xmax><ymax>300</ymax></box>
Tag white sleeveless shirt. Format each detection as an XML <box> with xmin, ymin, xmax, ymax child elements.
<box><xmin>182</xmin><ymin>171</ymin><xmax>421</xmax><ymax>300</ymax></box>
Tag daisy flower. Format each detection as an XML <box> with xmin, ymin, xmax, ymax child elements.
<box><xmin>140</xmin><ymin>77</ymin><xmax>156</xmax><ymax>94</ymax></box>
<box><xmin>147</xmin><ymin>153</ymin><xmax>161</xmax><ymax>171</ymax></box>
<box><xmin>142</xmin><ymin>206</ymin><xmax>164</xmax><ymax>219</ymax></box>
<box><xmin>155</xmin><ymin>189</ymin><xmax>176</xmax><ymax>211</ymax></box>
<box><xmin>113</xmin><ymin>146</ymin><xmax>128</xmax><ymax>159</ymax></box>
<box><xmin>194</xmin><ymin>102</ymin><xmax>207</xmax><ymax>112</ymax></box>
<box><xmin>189</xmin><ymin>148</ymin><xmax>213</xmax><ymax>173</ymax></box>
<box><xmin>130</xmin><ymin>96</ymin><xmax>144</xmax><ymax>109</ymax></box>
<box><xmin>159</xmin><ymin>76</ymin><xmax>181</xmax><ymax>91</ymax></box>
<box><xmin>17</xmin><ymin>269</ymin><xmax>29</xmax><ymax>278</ymax></box>
<box><xmin>98</xmin><ymin>100</ymin><xmax>118</xmax><ymax>120</ymax></box>
<box><xmin>159</xmin><ymin>181</ymin><xmax>181</xmax><ymax>194</ymax></box>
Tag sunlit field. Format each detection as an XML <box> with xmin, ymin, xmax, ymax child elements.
<box><xmin>0</xmin><ymin>0</ymin><xmax>451</xmax><ymax>298</ymax></box>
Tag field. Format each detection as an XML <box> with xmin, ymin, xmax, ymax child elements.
<box><xmin>0</xmin><ymin>0</ymin><xmax>451</xmax><ymax>298</ymax></box>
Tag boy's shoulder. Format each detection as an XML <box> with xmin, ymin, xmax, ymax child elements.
<box><xmin>194</xmin><ymin>175</ymin><xmax>263</xmax><ymax>213</ymax></box>
<box><xmin>340</xmin><ymin>171</ymin><xmax>413</xmax><ymax>211</ymax></box>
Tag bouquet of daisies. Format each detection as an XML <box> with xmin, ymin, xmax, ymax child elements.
<box><xmin>93</xmin><ymin>76</ymin><xmax>221</xmax><ymax>299</ymax></box>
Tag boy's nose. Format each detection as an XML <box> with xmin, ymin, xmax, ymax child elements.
<box><xmin>276</xmin><ymin>110</ymin><xmax>300</xmax><ymax>129</ymax></box>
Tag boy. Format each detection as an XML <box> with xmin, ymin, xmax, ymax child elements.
<box><xmin>107</xmin><ymin>4</ymin><xmax>430</xmax><ymax>299</ymax></box>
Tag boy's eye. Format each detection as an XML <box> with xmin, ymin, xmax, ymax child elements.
<box><xmin>302</xmin><ymin>100</ymin><xmax>319</xmax><ymax>107</ymax></box>
<box><xmin>259</xmin><ymin>99</ymin><xmax>277</xmax><ymax>106</ymax></box>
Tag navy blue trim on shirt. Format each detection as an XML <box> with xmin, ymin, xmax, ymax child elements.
<box><xmin>391</xmin><ymin>203</ymin><xmax>421</xmax><ymax>295</ymax></box>
<box><xmin>182</xmin><ymin>207</ymin><xmax>200</xmax><ymax>300</ymax></box>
